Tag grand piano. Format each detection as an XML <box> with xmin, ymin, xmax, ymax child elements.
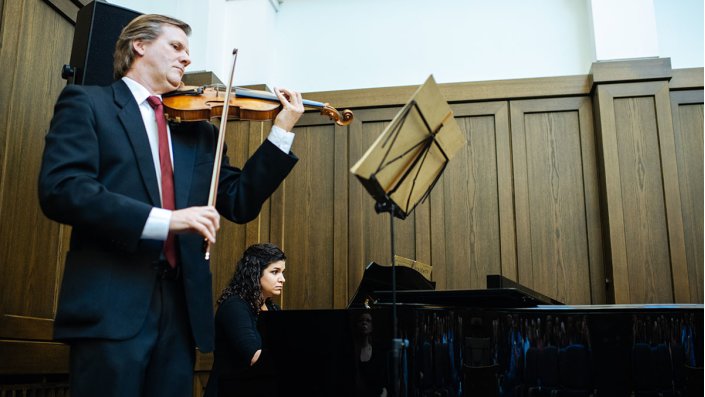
<box><xmin>253</xmin><ymin>264</ymin><xmax>702</xmax><ymax>397</ymax></box>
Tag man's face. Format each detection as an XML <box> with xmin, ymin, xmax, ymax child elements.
<box><xmin>134</xmin><ymin>24</ymin><xmax>191</xmax><ymax>93</ymax></box>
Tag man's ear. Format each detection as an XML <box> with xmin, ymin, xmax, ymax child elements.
<box><xmin>132</xmin><ymin>39</ymin><xmax>146</xmax><ymax>56</ymax></box>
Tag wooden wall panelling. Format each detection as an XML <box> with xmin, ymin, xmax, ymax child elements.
<box><xmin>594</xmin><ymin>81</ymin><xmax>688</xmax><ymax>303</ymax></box>
<box><xmin>412</xmin><ymin>180</ymin><xmax>433</xmax><ymax>277</ymax></box>
<box><xmin>669</xmin><ymin>89</ymin><xmax>704</xmax><ymax>303</ymax></box>
<box><xmin>269</xmin><ymin>112</ymin><xmax>341</xmax><ymax>309</ymax></box>
<box><xmin>305</xmin><ymin>75</ymin><xmax>591</xmax><ymax>111</ymax></box>
<box><xmin>245</xmin><ymin>120</ymin><xmax>274</xmax><ymax>249</ymax></box>
<box><xmin>510</xmin><ymin>97</ymin><xmax>601</xmax><ymax>304</ymax></box>
<box><xmin>347</xmin><ymin>111</ymin><xmax>370</xmax><ymax>303</ymax></box>
<box><xmin>347</xmin><ymin>107</ymin><xmax>423</xmax><ymax>300</ymax></box>
<box><xmin>332</xmin><ymin>118</ymin><xmax>350</xmax><ymax>308</ymax></box>
<box><xmin>0</xmin><ymin>0</ymin><xmax>73</xmax><ymax>331</ymax></box>
<box><xmin>1</xmin><ymin>0</ymin><xmax>74</xmax><ymax>377</ymax></box>
<box><xmin>670</xmin><ymin>68</ymin><xmax>704</xmax><ymax>90</ymax></box>
<box><xmin>0</xmin><ymin>340</ymin><xmax>69</xmax><ymax>373</ymax></box>
<box><xmin>193</xmin><ymin>373</ymin><xmax>208</xmax><ymax>397</ymax></box>
<box><xmin>429</xmin><ymin>101</ymin><xmax>514</xmax><ymax>291</ymax></box>
<box><xmin>208</xmin><ymin>120</ymin><xmax>269</xmax><ymax>306</ymax></box>
<box><xmin>41</xmin><ymin>0</ymin><xmax>86</xmax><ymax>24</ymax></box>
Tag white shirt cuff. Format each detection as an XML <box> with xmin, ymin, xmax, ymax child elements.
<box><xmin>267</xmin><ymin>125</ymin><xmax>295</xmax><ymax>153</ymax></box>
<box><xmin>142</xmin><ymin>207</ymin><xmax>171</xmax><ymax>240</ymax></box>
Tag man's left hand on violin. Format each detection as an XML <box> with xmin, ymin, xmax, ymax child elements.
<box><xmin>273</xmin><ymin>87</ymin><xmax>304</xmax><ymax>132</ymax></box>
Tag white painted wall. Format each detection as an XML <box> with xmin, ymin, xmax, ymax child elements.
<box><xmin>590</xmin><ymin>0</ymin><xmax>659</xmax><ymax>60</ymax></box>
<box><xmin>109</xmin><ymin>0</ymin><xmax>703</xmax><ymax>92</ymax></box>
<box><xmin>274</xmin><ymin>0</ymin><xmax>595</xmax><ymax>91</ymax></box>
<box><xmin>653</xmin><ymin>0</ymin><xmax>704</xmax><ymax>69</ymax></box>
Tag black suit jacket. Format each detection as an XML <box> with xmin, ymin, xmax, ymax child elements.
<box><xmin>38</xmin><ymin>80</ymin><xmax>297</xmax><ymax>352</ymax></box>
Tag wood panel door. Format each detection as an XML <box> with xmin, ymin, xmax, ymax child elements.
<box><xmin>430</xmin><ymin>101</ymin><xmax>515</xmax><ymax>291</ymax></box>
<box><xmin>268</xmin><ymin>112</ymin><xmax>351</xmax><ymax>309</ymax></box>
<box><xmin>669</xmin><ymin>89</ymin><xmax>704</xmax><ymax>303</ymax></box>
<box><xmin>510</xmin><ymin>97</ymin><xmax>604</xmax><ymax>304</ymax></box>
<box><xmin>595</xmin><ymin>81</ymin><xmax>689</xmax><ymax>304</ymax></box>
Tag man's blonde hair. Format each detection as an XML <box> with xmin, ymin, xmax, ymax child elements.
<box><xmin>113</xmin><ymin>14</ymin><xmax>191</xmax><ymax>79</ymax></box>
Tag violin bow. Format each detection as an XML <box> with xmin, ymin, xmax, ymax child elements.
<box><xmin>204</xmin><ymin>48</ymin><xmax>238</xmax><ymax>260</ymax></box>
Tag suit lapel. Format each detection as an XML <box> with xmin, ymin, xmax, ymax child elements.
<box><xmin>113</xmin><ymin>80</ymin><xmax>161</xmax><ymax>206</ymax></box>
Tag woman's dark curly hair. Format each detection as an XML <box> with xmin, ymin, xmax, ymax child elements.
<box><xmin>217</xmin><ymin>243</ymin><xmax>286</xmax><ymax>313</ymax></box>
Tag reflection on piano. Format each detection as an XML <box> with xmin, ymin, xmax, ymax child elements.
<box><xmin>255</xmin><ymin>266</ymin><xmax>703</xmax><ymax>397</ymax></box>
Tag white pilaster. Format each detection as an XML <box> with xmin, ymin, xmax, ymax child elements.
<box><xmin>588</xmin><ymin>0</ymin><xmax>660</xmax><ymax>61</ymax></box>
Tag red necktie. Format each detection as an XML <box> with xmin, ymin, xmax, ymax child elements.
<box><xmin>147</xmin><ymin>96</ymin><xmax>177</xmax><ymax>268</ymax></box>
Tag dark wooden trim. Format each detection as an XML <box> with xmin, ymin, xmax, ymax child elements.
<box><xmin>0</xmin><ymin>315</ymin><xmax>55</xmax><ymax>341</ymax></box>
<box><xmin>589</xmin><ymin>58</ymin><xmax>672</xmax><ymax>86</ymax></box>
<box><xmin>303</xmin><ymin>75</ymin><xmax>591</xmax><ymax>110</ymax></box>
<box><xmin>670</xmin><ymin>67</ymin><xmax>704</xmax><ymax>90</ymax></box>
<box><xmin>42</xmin><ymin>0</ymin><xmax>80</xmax><ymax>24</ymax></box>
<box><xmin>0</xmin><ymin>340</ymin><xmax>69</xmax><ymax>374</ymax></box>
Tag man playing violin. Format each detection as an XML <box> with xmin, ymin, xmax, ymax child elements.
<box><xmin>38</xmin><ymin>14</ymin><xmax>303</xmax><ymax>397</ymax></box>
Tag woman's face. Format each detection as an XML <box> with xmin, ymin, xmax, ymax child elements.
<box><xmin>356</xmin><ymin>313</ymin><xmax>373</xmax><ymax>335</ymax></box>
<box><xmin>260</xmin><ymin>260</ymin><xmax>286</xmax><ymax>299</ymax></box>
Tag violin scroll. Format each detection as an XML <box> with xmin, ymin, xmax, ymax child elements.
<box><xmin>321</xmin><ymin>104</ymin><xmax>354</xmax><ymax>126</ymax></box>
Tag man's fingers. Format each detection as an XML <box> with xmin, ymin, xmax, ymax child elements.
<box><xmin>170</xmin><ymin>206</ymin><xmax>221</xmax><ymax>242</ymax></box>
<box><xmin>275</xmin><ymin>87</ymin><xmax>304</xmax><ymax>111</ymax></box>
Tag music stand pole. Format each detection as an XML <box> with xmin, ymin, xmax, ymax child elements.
<box><xmin>389</xmin><ymin>202</ymin><xmax>397</xmax><ymax>340</ymax></box>
<box><xmin>375</xmin><ymin>199</ymin><xmax>407</xmax><ymax>397</ymax></box>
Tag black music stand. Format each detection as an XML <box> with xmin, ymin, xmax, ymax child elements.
<box><xmin>350</xmin><ymin>75</ymin><xmax>466</xmax><ymax>397</ymax></box>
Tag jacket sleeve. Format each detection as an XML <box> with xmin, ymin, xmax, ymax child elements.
<box><xmin>215</xmin><ymin>297</ymin><xmax>262</xmax><ymax>366</ymax></box>
<box><xmin>37</xmin><ymin>84</ymin><xmax>152</xmax><ymax>251</ymax></box>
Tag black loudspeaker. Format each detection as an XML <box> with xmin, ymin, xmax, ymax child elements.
<box><xmin>62</xmin><ymin>1</ymin><xmax>141</xmax><ymax>86</ymax></box>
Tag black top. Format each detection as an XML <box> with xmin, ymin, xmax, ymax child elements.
<box><xmin>204</xmin><ymin>295</ymin><xmax>279</xmax><ymax>397</ymax></box>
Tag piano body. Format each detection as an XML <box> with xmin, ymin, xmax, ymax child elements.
<box><xmin>253</xmin><ymin>265</ymin><xmax>703</xmax><ymax>397</ymax></box>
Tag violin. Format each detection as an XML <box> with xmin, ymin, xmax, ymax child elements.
<box><xmin>197</xmin><ymin>48</ymin><xmax>353</xmax><ymax>259</ymax></box>
<box><xmin>162</xmin><ymin>84</ymin><xmax>354</xmax><ymax>126</ymax></box>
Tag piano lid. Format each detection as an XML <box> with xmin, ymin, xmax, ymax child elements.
<box><xmin>348</xmin><ymin>261</ymin><xmax>436</xmax><ymax>308</ymax></box>
<box><xmin>370</xmin><ymin>274</ymin><xmax>563</xmax><ymax>308</ymax></box>
<box><xmin>370</xmin><ymin>288</ymin><xmax>557</xmax><ymax>308</ymax></box>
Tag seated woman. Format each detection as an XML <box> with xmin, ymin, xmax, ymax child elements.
<box><xmin>204</xmin><ymin>243</ymin><xmax>287</xmax><ymax>397</ymax></box>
